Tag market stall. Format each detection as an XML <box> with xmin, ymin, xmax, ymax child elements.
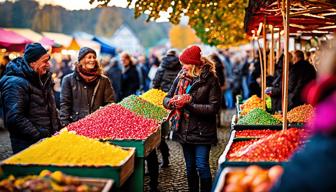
<box><xmin>62</xmin><ymin>89</ymin><xmax>167</xmax><ymax>192</ymax></box>
<box><xmin>214</xmin><ymin>1</ymin><xmax>336</xmax><ymax>191</ymax></box>
<box><xmin>0</xmin><ymin>88</ymin><xmax>169</xmax><ymax>191</ymax></box>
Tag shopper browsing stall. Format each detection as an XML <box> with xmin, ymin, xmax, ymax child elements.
<box><xmin>164</xmin><ymin>45</ymin><xmax>221</xmax><ymax>192</ymax></box>
<box><xmin>60</xmin><ymin>47</ymin><xmax>115</xmax><ymax>126</ymax></box>
<box><xmin>288</xmin><ymin>50</ymin><xmax>316</xmax><ymax>110</ymax></box>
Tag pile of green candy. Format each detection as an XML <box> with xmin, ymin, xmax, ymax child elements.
<box><xmin>119</xmin><ymin>95</ymin><xmax>168</xmax><ymax>121</ymax></box>
<box><xmin>238</xmin><ymin>108</ymin><xmax>281</xmax><ymax>125</ymax></box>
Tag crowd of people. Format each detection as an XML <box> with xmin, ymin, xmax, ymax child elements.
<box><xmin>0</xmin><ymin>41</ymin><xmax>324</xmax><ymax>192</ymax></box>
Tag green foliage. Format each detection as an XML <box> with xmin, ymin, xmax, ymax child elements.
<box><xmin>89</xmin><ymin>0</ymin><xmax>249</xmax><ymax>46</ymax></box>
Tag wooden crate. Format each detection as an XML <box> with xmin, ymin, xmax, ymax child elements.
<box><xmin>108</xmin><ymin>127</ymin><xmax>161</xmax><ymax>158</ymax></box>
<box><xmin>0</xmin><ymin>147</ymin><xmax>135</xmax><ymax>187</ymax></box>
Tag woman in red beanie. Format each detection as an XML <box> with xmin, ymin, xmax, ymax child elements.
<box><xmin>164</xmin><ymin>45</ymin><xmax>221</xmax><ymax>192</ymax></box>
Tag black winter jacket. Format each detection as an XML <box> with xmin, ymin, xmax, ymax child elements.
<box><xmin>288</xmin><ymin>60</ymin><xmax>316</xmax><ymax>110</ymax></box>
<box><xmin>60</xmin><ymin>71</ymin><xmax>115</xmax><ymax>126</ymax></box>
<box><xmin>0</xmin><ymin>58</ymin><xmax>60</xmax><ymax>151</ymax></box>
<box><xmin>270</xmin><ymin>55</ymin><xmax>284</xmax><ymax>113</ymax></box>
<box><xmin>105</xmin><ymin>63</ymin><xmax>122</xmax><ymax>102</ymax></box>
<box><xmin>121</xmin><ymin>65</ymin><xmax>139</xmax><ymax>99</ymax></box>
<box><xmin>163</xmin><ymin>65</ymin><xmax>221</xmax><ymax>145</ymax></box>
<box><xmin>153</xmin><ymin>54</ymin><xmax>182</xmax><ymax>92</ymax></box>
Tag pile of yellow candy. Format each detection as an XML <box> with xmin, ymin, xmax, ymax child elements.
<box><xmin>4</xmin><ymin>131</ymin><xmax>132</xmax><ymax>166</ymax></box>
<box><xmin>240</xmin><ymin>95</ymin><xmax>263</xmax><ymax>116</ymax></box>
<box><xmin>287</xmin><ymin>104</ymin><xmax>314</xmax><ymax>123</ymax></box>
<box><xmin>140</xmin><ymin>89</ymin><xmax>167</xmax><ymax>109</ymax></box>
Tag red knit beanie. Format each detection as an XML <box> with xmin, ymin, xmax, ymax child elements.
<box><xmin>179</xmin><ymin>45</ymin><xmax>203</xmax><ymax>65</ymax></box>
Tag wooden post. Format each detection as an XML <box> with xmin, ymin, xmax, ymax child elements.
<box><xmin>257</xmin><ymin>23</ymin><xmax>265</xmax><ymax>102</ymax></box>
<box><xmin>252</xmin><ymin>31</ymin><xmax>256</xmax><ymax>60</ymax></box>
<box><xmin>263</xmin><ymin>17</ymin><xmax>267</xmax><ymax>109</ymax></box>
<box><xmin>270</xmin><ymin>25</ymin><xmax>275</xmax><ymax>75</ymax></box>
<box><xmin>277</xmin><ymin>30</ymin><xmax>281</xmax><ymax>62</ymax></box>
<box><xmin>282</xmin><ymin>0</ymin><xmax>290</xmax><ymax>131</ymax></box>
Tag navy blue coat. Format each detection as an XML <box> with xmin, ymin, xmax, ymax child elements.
<box><xmin>271</xmin><ymin>133</ymin><xmax>336</xmax><ymax>192</ymax></box>
<box><xmin>0</xmin><ymin>57</ymin><xmax>60</xmax><ymax>153</ymax></box>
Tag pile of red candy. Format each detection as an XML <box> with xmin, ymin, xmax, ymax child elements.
<box><xmin>228</xmin><ymin>128</ymin><xmax>307</xmax><ymax>162</ymax></box>
<box><xmin>227</xmin><ymin>140</ymin><xmax>258</xmax><ymax>158</ymax></box>
<box><xmin>67</xmin><ymin>104</ymin><xmax>159</xmax><ymax>140</ymax></box>
<box><xmin>235</xmin><ymin>130</ymin><xmax>279</xmax><ymax>138</ymax></box>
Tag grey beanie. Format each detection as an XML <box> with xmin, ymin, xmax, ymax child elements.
<box><xmin>78</xmin><ymin>47</ymin><xmax>96</xmax><ymax>61</ymax></box>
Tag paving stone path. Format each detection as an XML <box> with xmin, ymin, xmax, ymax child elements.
<box><xmin>144</xmin><ymin>110</ymin><xmax>234</xmax><ymax>192</ymax></box>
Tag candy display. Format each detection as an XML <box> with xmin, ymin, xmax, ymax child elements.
<box><xmin>287</xmin><ymin>104</ymin><xmax>314</xmax><ymax>123</ymax></box>
<box><xmin>238</xmin><ymin>108</ymin><xmax>281</xmax><ymax>125</ymax></box>
<box><xmin>140</xmin><ymin>89</ymin><xmax>167</xmax><ymax>109</ymax></box>
<box><xmin>3</xmin><ymin>131</ymin><xmax>132</xmax><ymax>166</ymax></box>
<box><xmin>67</xmin><ymin>104</ymin><xmax>159</xmax><ymax>140</ymax></box>
<box><xmin>222</xmin><ymin>165</ymin><xmax>284</xmax><ymax>192</ymax></box>
<box><xmin>228</xmin><ymin>128</ymin><xmax>307</xmax><ymax>162</ymax></box>
<box><xmin>235</xmin><ymin>130</ymin><xmax>279</xmax><ymax>138</ymax></box>
<box><xmin>227</xmin><ymin>140</ymin><xmax>258</xmax><ymax>158</ymax></box>
<box><xmin>119</xmin><ymin>95</ymin><xmax>169</xmax><ymax>121</ymax></box>
<box><xmin>240</xmin><ymin>95</ymin><xmax>263</xmax><ymax>116</ymax></box>
<box><xmin>272</xmin><ymin>114</ymin><xmax>283</xmax><ymax>122</ymax></box>
<box><xmin>0</xmin><ymin>170</ymin><xmax>105</xmax><ymax>192</ymax></box>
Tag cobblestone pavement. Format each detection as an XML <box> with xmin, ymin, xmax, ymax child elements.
<box><xmin>144</xmin><ymin>110</ymin><xmax>234</xmax><ymax>192</ymax></box>
<box><xmin>0</xmin><ymin>129</ymin><xmax>12</xmax><ymax>161</ymax></box>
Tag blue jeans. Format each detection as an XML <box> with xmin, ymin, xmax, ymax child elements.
<box><xmin>182</xmin><ymin>144</ymin><xmax>212</xmax><ymax>192</ymax></box>
<box><xmin>242</xmin><ymin>76</ymin><xmax>250</xmax><ymax>100</ymax></box>
<box><xmin>224</xmin><ymin>89</ymin><xmax>234</xmax><ymax>109</ymax></box>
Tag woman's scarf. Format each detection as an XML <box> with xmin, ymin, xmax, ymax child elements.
<box><xmin>167</xmin><ymin>71</ymin><xmax>193</xmax><ymax>131</ymax></box>
<box><xmin>76</xmin><ymin>64</ymin><xmax>100</xmax><ymax>83</ymax></box>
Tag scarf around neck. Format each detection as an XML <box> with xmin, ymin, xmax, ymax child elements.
<box><xmin>76</xmin><ymin>64</ymin><xmax>100</xmax><ymax>83</ymax></box>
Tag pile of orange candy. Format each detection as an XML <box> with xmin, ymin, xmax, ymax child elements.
<box><xmin>223</xmin><ymin>165</ymin><xmax>284</xmax><ymax>192</ymax></box>
<box><xmin>240</xmin><ymin>95</ymin><xmax>263</xmax><ymax>116</ymax></box>
<box><xmin>287</xmin><ymin>104</ymin><xmax>314</xmax><ymax>123</ymax></box>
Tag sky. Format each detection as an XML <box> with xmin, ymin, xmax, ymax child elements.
<box><xmin>37</xmin><ymin>0</ymin><xmax>130</xmax><ymax>10</ymax></box>
<box><xmin>0</xmin><ymin>0</ymin><xmax>170</xmax><ymax>22</ymax></box>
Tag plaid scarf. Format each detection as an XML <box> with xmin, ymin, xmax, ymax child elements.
<box><xmin>167</xmin><ymin>72</ymin><xmax>193</xmax><ymax>131</ymax></box>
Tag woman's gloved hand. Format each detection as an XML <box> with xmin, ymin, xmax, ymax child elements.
<box><xmin>168</xmin><ymin>94</ymin><xmax>192</xmax><ymax>109</ymax></box>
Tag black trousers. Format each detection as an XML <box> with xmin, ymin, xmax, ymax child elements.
<box><xmin>145</xmin><ymin>149</ymin><xmax>159</xmax><ymax>189</ymax></box>
<box><xmin>159</xmin><ymin>137</ymin><xmax>170</xmax><ymax>163</ymax></box>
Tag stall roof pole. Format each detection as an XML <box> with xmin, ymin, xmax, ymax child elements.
<box><xmin>252</xmin><ymin>31</ymin><xmax>256</xmax><ymax>60</ymax></box>
<box><xmin>270</xmin><ymin>26</ymin><xmax>275</xmax><ymax>76</ymax></box>
<box><xmin>277</xmin><ymin>30</ymin><xmax>281</xmax><ymax>62</ymax></box>
<box><xmin>263</xmin><ymin>17</ymin><xmax>267</xmax><ymax>110</ymax></box>
<box><xmin>282</xmin><ymin>0</ymin><xmax>290</xmax><ymax>131</ymax></box>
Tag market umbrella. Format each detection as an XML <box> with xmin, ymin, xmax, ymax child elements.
<box><xmin>0</xmin><ymin>28</ymin><xmax>32</xmax><ymax>52</ymax></box>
